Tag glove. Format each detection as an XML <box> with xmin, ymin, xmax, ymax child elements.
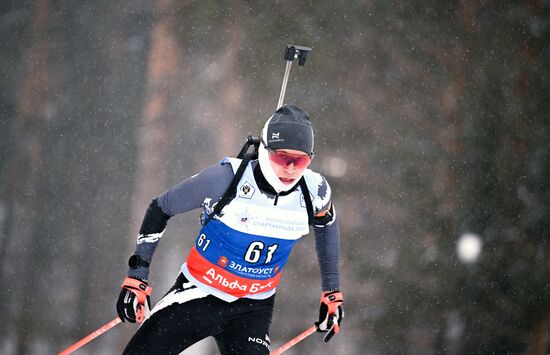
<box><xmin>116</xmin><ymin>277</ymin><xmax>153</xmax><ymax>323</ymax></box>
<box><xmin>315</xmin><ymin>290</ymin><xmax>344</xmax><ymax>342</ymax></box>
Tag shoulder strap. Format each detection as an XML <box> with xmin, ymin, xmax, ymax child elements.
<box><xmin>204</xmin><ymin>137</ymin><xmax>260</xmax><ymax>225</ymax></box>
<box><xmin>206</xmin><ymin>155</ymin><xmax>314</xmax><ymax>226</ymax></box>
<box><xmin>299</xmin><ymin>177</ymin><xmax>314</xmax><ymax>225</ymax></box>
<box><xmin>204</xmin><ymin>155</ymin><xmax>251</xmax><ymax>225</ymax></box>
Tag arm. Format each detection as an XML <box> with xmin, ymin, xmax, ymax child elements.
<box><xmin>311</xmin><ymin>175</ymin><xmax>340</xmax><ymax>291</ymax></box>
<box><xmin>116</xmin><ymin>163</ymin><xmax>233</xmax><ymax>323</ymax></box>
<box><xmin>128</xmin><ymin>162</ymin><xmax>234</xmax><ymax>280</ymax></box>
<box><xmin>313</xmin><ymin>203</ymin><xmax>340</xmax><ymax>291</ymax></box>
<box><xmin>311</xmin><ymin>176</ymin><xmax>344</xmax><ymax>342</ymax></box>
<box><xmin>117</xmin><ymin>161</ymin><xmax>234</xmax><ymax>323</ymax></box>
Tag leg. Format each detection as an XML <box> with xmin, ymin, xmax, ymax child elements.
<box><xmin>122</xmin><ymin>274</ymin><xmax>217</xmax><ymax>355</ymax></box>
<box><xmin>214</xmin><ymin>296</ymin><xmax>275</xmax><ymax>355</ymax></box>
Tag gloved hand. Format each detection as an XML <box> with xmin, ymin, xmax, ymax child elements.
<box><xmin>315</xmin><ymin>290</ymin><xmax>344</xmax><ymax>342</ymax></box>
<box><xmin>116</xmin><ymin>277</ymin><xmax>153</xmax><ymax>323</ymax></box>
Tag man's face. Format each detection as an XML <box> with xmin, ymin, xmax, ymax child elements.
<box><xmin>267</xmin><ymin>149</ymin><xmax>312</xmax><ymax>186</ymax></box>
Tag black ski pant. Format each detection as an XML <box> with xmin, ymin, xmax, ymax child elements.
<box><xmin>123</xmin><ymin>273</ymin><xmax>274</xmax><ymax>355</ymax></box>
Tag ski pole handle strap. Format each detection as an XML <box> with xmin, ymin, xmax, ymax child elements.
<box><xmin>121</xmin><ymin>277</ymin><xmax>152</xmax><ymax>304</ymax></box>
<box><xmin>318</xmin><ymin>291</ymin><xmax>344</xmax><ymax>337</ymax></box>
<box><xmin>320</xmin><ymin>291</ymin><xmax>344</xmax><ymax>316</ymax></box>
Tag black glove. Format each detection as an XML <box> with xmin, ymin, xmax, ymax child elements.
<box><xmin>315</xmin><ymin>290</ymin><xmax>344</xmax><ymax>342</ymax></box>
<box><xmin>116</xmin><ymin>277</ymin><xmax>152</xmax><ymax>323</ymax></box>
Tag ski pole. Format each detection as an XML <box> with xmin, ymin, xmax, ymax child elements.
<box><xmin>58</xmin><ymin>317</ymin><xmax>121</xmax><ymax>355</ymax></box>
<box><xmin>277</xmin><ymin>44</ymin><xmax>312</xmax><ymax>109</ymax></box>
<box><xmin>270</xmin><ymin>325</ymin><xmax>317</xmax><ymax>355</ymax></box>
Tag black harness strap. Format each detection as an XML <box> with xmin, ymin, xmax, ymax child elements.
<box><xmin>205</xmin><ymin>154</ymin><xmax>252</xmax><ymax>225</ymax></box>
<box><xmin>205</xmin><ymin>136</ymin><xmax>314</xmax><ymax>226</ymax></box>
<box><xmin>299</xmin><ymin>177</ymin><xmax>314</xmax><ymax>225</ymax></box>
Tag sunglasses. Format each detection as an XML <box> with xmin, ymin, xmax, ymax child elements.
<box><xmin>267</xmin><ymin>149</ymin><xmax>312</xmax><ymax>169</ymax></box>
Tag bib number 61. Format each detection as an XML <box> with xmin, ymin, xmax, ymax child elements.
<box><xmin>244</xmin><ymin>242</ymin><xmax>278</xmax><ymax>264</ymax></box>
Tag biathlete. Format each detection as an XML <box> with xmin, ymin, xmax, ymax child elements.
<box><xmin>116</xmin><ymin>104</ymin><xmax>344</xmax><ymax>354</ymax></box>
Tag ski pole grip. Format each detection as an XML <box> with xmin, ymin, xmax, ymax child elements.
<box><xmin>320</xmin><ymin>291</ymin><xmax>344</xmax><ymax>315</ymax></box>
<box><xmin>121</xmin><ymin>277</ymin><xmax>152</xmax><ymax>322</ymax></box>
<box><xmin>135</xmin><ymin>304</ymin><xmax>145</xmax><ymax>323</ymax></box>
<box><xmin>121</xmin><ymin>277</ymin><xmax>153</xmax><ymax>302</ymax></box>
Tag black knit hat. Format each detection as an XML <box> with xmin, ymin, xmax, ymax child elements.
<box><xmin>263</xmin><ymin>104</ymin><xmax>314</xmax><ymax>156</ymax></box>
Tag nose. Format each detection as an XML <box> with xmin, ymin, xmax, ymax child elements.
<box><xmin>284</xmin><ymin>162</ymin><xmax>296</xmax><ymax>173</ymax></box>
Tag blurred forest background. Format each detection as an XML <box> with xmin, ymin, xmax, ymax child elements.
<box><xmin>1</xmin><ymin>0</ymin><xmax>549</xmax><ymax>354</ymax></box>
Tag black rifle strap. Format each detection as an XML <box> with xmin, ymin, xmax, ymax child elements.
<box><xmin>299</xmin><ymin>177</ymin><xmax>314</xmax><ymax>225</ymax></box>
<box><xmin>206</xmin><ymin>156</ymin><xmax>315</xmax><ymax>226</ymax></box>
<box><xmin>206</xmin><ymin>155</ymin><xmax>251</xmax><ymax>224</ymax></box>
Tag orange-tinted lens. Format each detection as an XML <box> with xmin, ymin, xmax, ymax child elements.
<box><xmin>268</xmin><ymin>151</ymin><xmax>311</xmax><ymax>169</ymax></box>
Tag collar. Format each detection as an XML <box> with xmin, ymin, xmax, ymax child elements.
<box><xmin>252</xmin><ymin>161</ymin><xmax>299</xmax><ymax>196</ymax></box>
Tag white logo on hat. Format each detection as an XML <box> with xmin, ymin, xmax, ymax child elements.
<box><xmin>271</xmin><ymin>132</ymin><xmax>280</xmax><ymax>139</ymax></box>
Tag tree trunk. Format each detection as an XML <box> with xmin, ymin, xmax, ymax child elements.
<box><xmin>120</xmin><ymin>0</ymin><xmax>182</xmax><ymax>349</ymax></box>
<box><xmin>2</xmin><ymin>0</ymin><xmax>54</xmax><ymax>353</ymax></box>
<box><xmin>129</xmin><ymin>0</ymin><xmax>180</xmax><ymax>243</ymax></box>
<box><xmin>215</xmin><ymin>4</ymin><xmax>245</xmax><ymax>158</ymax></box>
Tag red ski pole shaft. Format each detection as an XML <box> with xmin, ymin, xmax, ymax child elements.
<box><xmin>271</xmin><ymin>325</ymin><xmax>317</xmax><ymax>355</ymax></box>
<box><xmin>58</xmin><ymin>317</ymin><xmax>122</xmax><ymax>355</ymax></box>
